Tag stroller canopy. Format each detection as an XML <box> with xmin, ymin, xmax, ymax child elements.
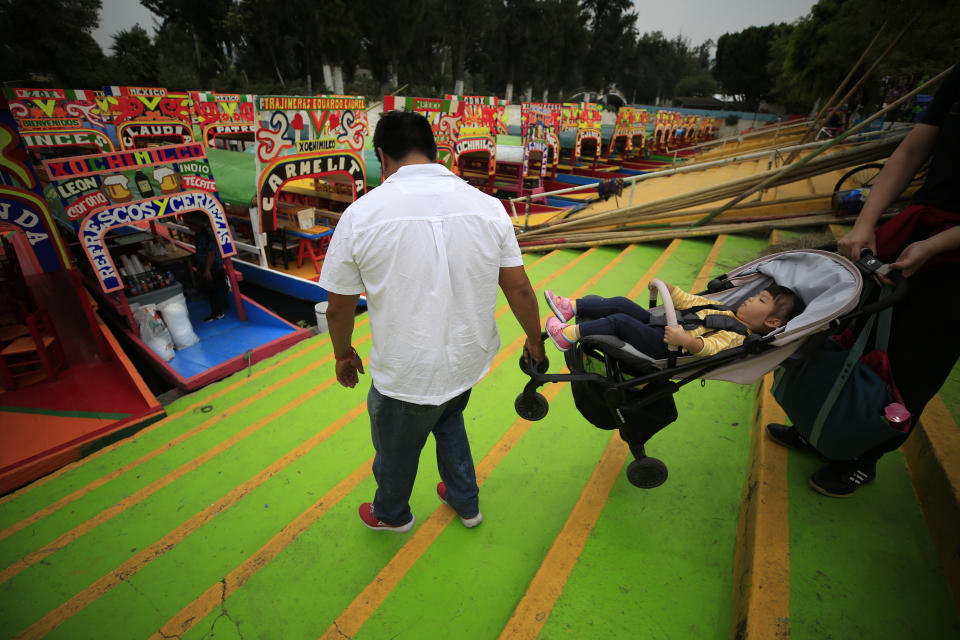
<box><xmin>622</xmin><ymin>250</ymin><xmax>863</xmax><ymax>384</ymax></box>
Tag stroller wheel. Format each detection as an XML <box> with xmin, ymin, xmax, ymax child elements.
<box><xmin>515</xmin><ymin>392</ymin><xmax>549</xmax><ymax>421</ymax></box>
<box><xmin>626</xmin><ymin>456</ymin><xmax>668</xmax><ymax>489</ymax></box>
<box><xmin>518</xmin><ymin>354</ymin><xmax>549</xmax><ymax>375</ymax></box>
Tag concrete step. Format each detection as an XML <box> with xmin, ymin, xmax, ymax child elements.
<box><xmin>737</xmin><ymin>372</ymin><xmax>960</xmax><ymax>639</ymax></box>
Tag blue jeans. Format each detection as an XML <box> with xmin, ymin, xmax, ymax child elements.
<box><xmin>576</xmin><ymin>296</ymin><xmax>669</xmax><ymax>359</ymax></box>
<box><xmin>368</xmin><ymin>385</ymin><xmax>478</xmax><ymax>525</ymax></box>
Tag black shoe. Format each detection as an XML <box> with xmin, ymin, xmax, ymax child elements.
<box><xmin>204</xmin><ymin>312</ymin><xmax>225</xmax><ymax>322</ymax></box>
<box><xmin>809</xmin><ymin>460</ymin><xmax>877</xmax><ymax>498</ymax></box>
<box><xmin>766</xmin><ymin>423</ymin><xmax>816</xmax><ymax>452</ymax></box>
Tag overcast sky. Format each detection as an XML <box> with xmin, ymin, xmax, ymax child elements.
<box><xmin>92</xmin><ymin>0</ymin><xmax>816</xmax><ymax>54</ymax></box>
<box><xmin>632</xmin><ymin>0</ymin><xmax>815</xmax><ymax>46</ymax></box>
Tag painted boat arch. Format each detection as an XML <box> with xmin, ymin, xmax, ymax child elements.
<box><xmin>40</xmin><ymin>144</ymin><xmax>237</xmax><ymax>298</ymax></box>
<box><xmin>102</xmin><ymin>86</ymin><xmax>197</xmax><ymax>151</ymax></box>
<box><xmin>0</xmin><ymin>97</ymin><xmax>72</xmax><ymax>272</ymax></box>
<box><xmin>3</xmin><ymin>87</ymin><xmax>117</xmax><ymax>176</ymax></box>
<box><xmin>190</xmin><ymin>92</ymin><xmax>257</xmax><ymax>150</ymax></box>
<box><xmin>76</xmin><ymin>190</ymin><xmax>234</xmax><ymax>293</ymax></box>
<box><xmin>254</xmin><ymin>94</ymin><xmax>369</xmax><ymax>233</ymax></box>
<box><xmin>256</xmin><ymin>151</ymin><xmax>365</xmax><ymax>232</ymax></box>
<box><xmin>0</xmin><ymin>188</ymin><xmax>70</xmax><ymax>273</ymax></box>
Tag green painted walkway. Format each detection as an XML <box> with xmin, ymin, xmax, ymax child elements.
<box><xmin>1</xmin><ymin>232</ymin><xmax>957</xmax><ymax>639</ymax></box>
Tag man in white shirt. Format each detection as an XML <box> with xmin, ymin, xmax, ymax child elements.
<box><xmin>318</xmin><ymin>111</ymin><xmax>545</xmax><ymax>532</ymax></box>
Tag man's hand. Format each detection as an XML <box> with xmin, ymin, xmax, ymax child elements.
<box><xmin>335</xmin><ymin>350</ymin><xmax>365</xmax><ymax>388</ymax></box>
<box><xmin>523</xmin><ymin>336</ymin><xmax>546</xmax><ymax>366</ymax></box>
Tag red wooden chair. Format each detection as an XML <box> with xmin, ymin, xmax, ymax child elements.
<box><xmin>0</xmin><ymin>308</ymin><xmax>66</xmax><ymax>390</ymax></box>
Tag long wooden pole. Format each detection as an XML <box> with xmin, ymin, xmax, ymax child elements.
<box><xmin>518</xmin><ymin>212</ymin><xmax>870</xmax><ymax>253</ymax></box>
<box><xmin>516</xmin><ymin>133</ymin><xmax>902</xmax><ymax>238</ymax></box>
<box><xmin>791</xmin><ymin>17</ymin><xmax>917</xmax><ymax>162</ymax></box>
<box><xmin>794</xmin><ymin>24</ymin><xmax>886</xmax><ymax>153</ymax></box>
<box><xmin>691</xmin><ymin>65</ymin><xmax>953</xmax><ymax>228</ymax></box>
<box><xmin>829</xmin><ymin>16</ymin><xmax>916</xmax><ymax>114</ymax></box>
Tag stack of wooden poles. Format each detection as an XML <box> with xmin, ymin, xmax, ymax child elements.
<box><xmin>516</xmin><ymin>135</ymin><xmax>902</xmax><ymax>251</ymax></box>
<box><xmin>517</xmin><ymin>59</ymin><xmax>953</xmax><ymax>252</ymax></box>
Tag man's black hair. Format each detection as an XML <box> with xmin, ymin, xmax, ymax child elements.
<box><xmin>373</xmin><ymin>110</ymin><xmax>437</xmax><ymax>163</ymax></box>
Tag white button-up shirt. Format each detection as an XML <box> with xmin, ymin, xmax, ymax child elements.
<box><xmin>318</xmin><ymin>163</ymin><xmax>523</xmax><ymax>404</ymax></box>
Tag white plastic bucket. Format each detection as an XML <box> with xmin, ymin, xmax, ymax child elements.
<box><xmin>315</xmin><ymin>301</ymin><xmax>328</xmax><ymax>333</ymax></box>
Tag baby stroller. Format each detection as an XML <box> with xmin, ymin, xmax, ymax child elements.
<box><xmin>515</xmin><ymin>249</ymin><xmax>907</xmax><ymax>488</ymax></box>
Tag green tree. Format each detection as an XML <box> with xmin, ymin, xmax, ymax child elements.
<box><xmin>154</xmin><ymin>21</ymin><xmax>201</xmax><ymax>89</ymax></box>
<box><xmin>627</xmin><ymin>32</ymin><xmax>693</xmax><ymax>104</ymax></box>
<box><xmin>540</xmin><ymin>0</ymin><xmax>589</xmax><ymax>98</ymax></box>
<box><xmin>581</xmin><ymin>0</ymin><xmax>638</xmax><ymax>94</ymax></box>
<box><xmin>715</xmin><ymin>24</ymin><xmax>782</xmax><ymax>108</ymax></box>
<box><xmin>675</xmin><ymin>71</ymin><xmax>717</xmax><ymax>97</ymax></box>
<box><xmin>363</xmin><ymin>0</ymin><xmax>443</xmax><ymax>92</ymax></box>
<box><xmin>766</xmin><ymin>0</ymin><xmax>958</xmax><ymax>113</ymax></box>
<box><xmin>110</xmin><ymin>25</ymin><xmax>158</xmax><ymax>86</ymax></box>
<box><xmin>0</xmin><ymin>0</ymin><xmax>108</xmax><ymax>87</ymax></box>
<box><xmin>479</xmin><ymin>0</ymin><xmax>544</xmax><ymax>100</ymax></box>
<box><xmin>141</xmin><ymin>0</ymin><xmax>233</xmax><ymax>86</ymax></box>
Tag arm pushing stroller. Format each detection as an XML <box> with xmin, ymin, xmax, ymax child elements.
<box><xmin>515</xmin><ymin>249</ymin><xmax>907</xmax><ymax>488</ymax></box>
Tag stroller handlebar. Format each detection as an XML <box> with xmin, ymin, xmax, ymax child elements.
<box><xmin>648</xmin><ymin>279</ymin><xmax>682</xmax><ymax>368</ymax></box>
<box><xmin>647</xmin><ymin>279</ymin><xmax>679</xmax><ymax>327</ymax></box>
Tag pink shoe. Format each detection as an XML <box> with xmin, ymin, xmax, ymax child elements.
<box><xmin>544</xmin><ymin>290</ymin><xmax>575</xmax><ymax>322</ymax></box>
<box><xmin>545</xmin><ymin>316</ymin><xmax>573</xmax><ymax>351</ymax></box>
<box><xmin>358</xmin><ymin>503</ymin><xmax>415</xmax><ymax>532</ymax></box>
<box><xmin>437</xmin><ymin>482</ymin><xmax>483</xmax><ymax>528</ymax></box>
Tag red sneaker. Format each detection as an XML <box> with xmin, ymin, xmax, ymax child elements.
<box><xmin>436</xmin><ymin>482</ymin><xmax>483</xmax><ymax>528</ymax></box>
<box><xmin>358</xmin><ymin>503</ymin><xmax>415</xmax><ymax>532</ymax></box>
<box><xmin>544</xmin><ymin>290</ymin><xmax>575</xmax><ymax>322</ymax></box>
<box><xmin>545</xmin><ymin>316</ymin><xmax>573</xmax><ymax>351</ymax></box>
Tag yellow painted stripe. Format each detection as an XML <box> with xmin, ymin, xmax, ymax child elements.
<box><xmin>320</xmin><ymin>362</ymin><xmax>571</xmax><ymax>640</ymax></box>
<box><xmin>627</xmin><ymin>238</ymin><xmax>681</xmax><ymax>300</ymax></box>
<box><xmin>149</xmin><ymin>254</ymin><xmax>584</xmax><ymax>639</ymax></box>
<box><xmin>9</xmin><ymin>249</ymin><xmax>575</xmax><ymax>636</ymax></box>
<box><xmin>497</xmin><ymin>435</ymin><xmax>629</xmax><ymax>639</ymax></box>
<box><xmin>692</xmin><ymin>234</ymin><xmax>726</xmax><ymax>292</ymax></box>
<box><xmin>730</xmin><ymin>372</ymin><xmax>790</xmax><ymax>640</ymax></box>
<box><xmin>152</xmin><ymin>333</ymin><xmax>545</xmax><ymax>640</ymax></box>
<box><xmin>492</xmin><ymin>239</ymin><xmax>682</xmax><ymax>638</ymax></box>
<box><xmin>13</xmin><ymin>398</ymin><xmax>368</xmax><ymax>640</ymax></box>
<box><xmin>151</xmin><ymin>457</ymin><xmax>375</xmax><ymax>640</ymax></box>
<box><xmin>321</xmin><ymin>241</ymin><xmax>679</xmax><ymax>639</ymax></box>
<box><xmin>0</xmin><ymin>329</ymin><xmax>349</xmax><ymax>511</ymax></box>
<box><xmin>4</xmin><ymin>251</ymin><xmax>570</xmax><ymax>527</ymax></box>
<box><xmin>0</xmin><ymin>342</ymin><xmax>366</xmax><ymax>584</ymax></box>
<box><xmin>0</xmin><ymin>326</ymin><xmax>348</xmax><ymax>525</ymax></box>
<box><xmin>901</xmin><ymin>394</ymin><xmax>960</xmax><ymax>619</ymax></box>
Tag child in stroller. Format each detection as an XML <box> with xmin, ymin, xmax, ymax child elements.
<box><xmin>542</xmin><ymin>284</ymin><xmax>804</xmax><ymax>359</ymax></box>
<box><xmin>514</xmin><ymin>249</ymin><xmax>904</xmax><ymax>490</ymax></box>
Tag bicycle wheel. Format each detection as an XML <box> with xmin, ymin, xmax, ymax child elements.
<box><xmin>831</xmin><ymin>163</ymin><xmax>885</xmax><ymax>212</ymax></box>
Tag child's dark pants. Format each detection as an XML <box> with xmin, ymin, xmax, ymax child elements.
<box><xmin>576</xmin><ymin>296</ymin><xmax>670</xmax><ymax>359</ymax></box>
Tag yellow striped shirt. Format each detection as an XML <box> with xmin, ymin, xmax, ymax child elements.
<box><xmin>669</xmin><ymin>287</ymin><xmax>747</xmax><ymax>357</ymax></box>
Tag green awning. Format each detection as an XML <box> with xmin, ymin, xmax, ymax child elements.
<box><xmin>206</xmin><ymin>148</ymin><xmax>257</xmax><ymax>208</ymax></box>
